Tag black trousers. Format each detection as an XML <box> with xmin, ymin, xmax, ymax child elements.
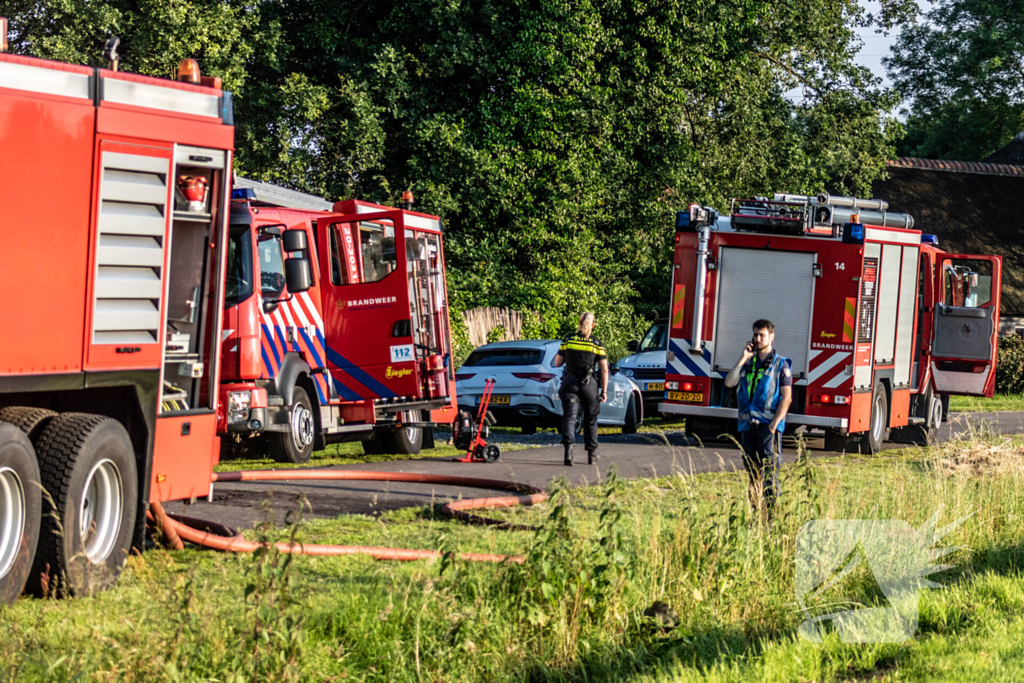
<box><xmin>740</xmin><ymin>422</ymin><xmax>783</xmax><ymax>508</ymax></box>
<box><xmin>560</xmin><ymin>374</ymin><xmax>600</xmax><ymax>454</ymax></box>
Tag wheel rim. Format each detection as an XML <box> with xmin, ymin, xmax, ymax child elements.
<box><xmin>80</xmin><ymin>459</ymin><xmax>123</xmax><ymax>563</ymax></box>
<box><xmin>872</xmin><ymin>393</ymin><xmax>886</xmax><ymax>444</ymax></box>
<box><xmin>291</xmin><ymin>403</ymin><xmax>315</xmax><ymax>452</ymax></box>
<box><xmin>575</xmin><ymin>411</ymin><xmax>583</xmax><ymax>434</ymax></box>
<box><xmin>930</xmin><ymin>397</ymin><xmax>943</xmax><ymax>428</ymax></box>
<box><xmin>402</xmin><ymin>411</ymin><xmax>421</xmax><ymax>444</ymax></box>
<box><xmin>0</xmin><ymin>467</ymin><xmax>25</xmax><ymax>580</ymax></box>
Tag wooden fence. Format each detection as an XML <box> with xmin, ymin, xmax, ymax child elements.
<box><xmin>463</xmin><ymin>307</ymin><xmax>524</xmax><ymax>347</ymax></box>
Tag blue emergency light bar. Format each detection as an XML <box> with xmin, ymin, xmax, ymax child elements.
<box><xmin>841</xmin><ymin>222</ymin><xmax>865</xmax><ymax>244</ymax></box>
<box><xmin>676</xmin><ymin>205</ymin><xmax>718</xmax><ymax>232</ymax></box>
<box><xmin>231</xmin><ymin>188</ymin><xmax>257</xmax><ymax>200</ymax></box>
<box><xmin>922</xmin><ymin>234</ymin><xmax>939</xmax><ymax>245</ymax></box>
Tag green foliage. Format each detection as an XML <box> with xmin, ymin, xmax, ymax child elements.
<box><xmin>887</xmin><ymin>0</ymin><xmax>1024</xmax><ymax>160</ymax></box>
<box><xmin>996</xmin><ymin>334</ymin><xmax>1024</xmax><ymax>395</ymax></box>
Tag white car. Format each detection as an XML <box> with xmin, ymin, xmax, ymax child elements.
<box><xmin>454</xmin><ymin>340</ymin><xmax>643</xmax><ymax>434</ymax></box>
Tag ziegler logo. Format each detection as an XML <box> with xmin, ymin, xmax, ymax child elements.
<box><xmin>820</xmin><ymin>331</ymin><xmax>837</xmax><ymax>338</ymax></box>
<box><xmin>115</xmin><ymin>346</ymin><xmax>142</xmax><ymax>354</ymax></box>
<box><xmin>386</xmin><ymin>366</ymin><xmax>413</xmax><ymax>379</ymax></box>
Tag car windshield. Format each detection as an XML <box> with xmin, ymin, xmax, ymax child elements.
<box><xmin>463</xmin><ymin>348</ymin><xmax>544</xmax><ymax>367</ymax></box>
<box><xmin>638</xmin><ymin>322</ymin><xmax>668</xmax><ymax>352</ymax></box>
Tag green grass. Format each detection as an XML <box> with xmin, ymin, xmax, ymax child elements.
<box><xmin>5</xmin><ymin>425</ymin><xmax>1024</xmax><ymax>681</ymax></box>
<box><xmin>215</xmin><ymin>439</ymin><xmax>537</xmax><ymax>472</ymax></box>
<box><xmin>949</xmin><ymin>393</ymin><xmax>1024</xmax><ymax>413</ymax></box>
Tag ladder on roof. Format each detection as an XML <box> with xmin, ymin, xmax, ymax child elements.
<box><xmin>232</xmin><ymin>175</ymin><xmax>334</xmax><ymax>211</ymax></box>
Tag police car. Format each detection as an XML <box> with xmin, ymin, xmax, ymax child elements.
<box><xmin>454</xmin><ymin>340</ymin><xmax>644</xmax><ymax>434</ymax></box>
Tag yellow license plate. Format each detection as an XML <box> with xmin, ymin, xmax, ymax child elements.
<box><xmin>645</xmin><ymin>382</ymin><xmax>665</xmax><ymax>391</ymax></box>
<box><xmin>667</xmin><ymin>391</ymin><xmax>703</xmax><ymax>403</ymax></box>
<box><xmin>484</xmin><ymin>395</ymin><xmax>511</xmax><ymax>405</ymax></box>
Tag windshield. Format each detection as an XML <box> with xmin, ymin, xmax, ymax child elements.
<box><xmin>638</xmin><ymin>321</ymin><xmax>668</xmax><ymax>352</ymax></box>
<box><xmin>225</xmin><ymin>228</ymin><xmax>253</xmax><ymax>305</ymax></box>
<box><xmin>463</xmin><ymin>348</ymin><xmax>544</xmax><ymax>367</ymax></box>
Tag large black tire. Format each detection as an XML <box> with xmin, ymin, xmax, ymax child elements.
<box><xmin>0</xmin><ymin>423</ymin><xmax>42</xmax><ymax>605</ymax></box>
<box><xmin>379</xmin><ymin>410</ymin><xmax>424</xmax><ymax>456</ymax></box>
<box><xmin>862</xmin><ymin>382</ymin><xmax>889</xmax><ymax>455</ymax></box>
<box><xmin>622</xmin><ymin>395</ymin><xmax>640</xmax><ymax>434</ymax></box>
<box><xmin>361</xmin><ymin>432</ymin><xmax>383</xmax><ymax>455</ymax></box>
<box><xmin>267</xmin><ymin>386</ymin><xmax>315</xmax><ymax>465</ymax></box>
<box><xmin>30</xmin><ymin>414</ymin><xmax>138</xmax><ymax>597</ymax></box>
<box><xmin>0</xmin><ymin>407</ymin><xmax>57</xmax><ymax>443</ymax></box>
<box><xmin>890</xmin><ymin>387</ymin><xmax>942</xmax><ymax>446</ymax></box>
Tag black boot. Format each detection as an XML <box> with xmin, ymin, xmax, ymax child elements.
<box><xmin>587</xmin><ymin>450</ymin><xmax>599</xmax><ymax>465</ymax></box>
<box><xmin>564</xmin><ymin>444</ymin><xmax>574</xmax><ymax>466</ymax></box>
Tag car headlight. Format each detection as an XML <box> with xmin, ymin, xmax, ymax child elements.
<box><xmin>228</xmin><ymin>390</ymin><xmax>251</xmax><ymax>424</ymax></box>
<box><xmin>622</xmin><ymin>368</ymin><xmax>634</xmax><ymax>378</ymax></box>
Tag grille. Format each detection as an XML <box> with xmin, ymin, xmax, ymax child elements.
<box><xmin>633</xmin><ymin>368</ymin><xmax>665</xmax><ymax>380</ymax></box>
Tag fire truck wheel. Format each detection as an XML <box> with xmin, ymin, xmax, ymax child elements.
<box><xmin>622</xmin><ymin>395</ymin><xmax>640</xmax><ymax>434</ymax></box>
<box><xmin>863</xmin><ymin>383</ymin><xmax>889</xmax><ymax>454</ymax></box>
<box><xmin>30</xmin><ymin>414</ymin><xmax>138</xmax><ymax>597</ymax></box>
<box><xmin>381</xmin><ymin>411</ymin><xmax>424</xmax><ymax>456</ymax></box>
<box><xmin>0</xmin><ymin>407</ymin><xmax>58</xmax><ymax>444</ymax></box>
<box><xmin>267</xmin><ymin>387</ymin><xmax>315</xmax><ymax>465</ymax></box>
<box><xmin>361</xmin><ymin>433</ymin><xmax>383</xmax><ymax>455</ymax></box>
<box><xmin>0</xmin><ymin>423</ymin><xmax>42</xmax><ymax>605</ymax></box>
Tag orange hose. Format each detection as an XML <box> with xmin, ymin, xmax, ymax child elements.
<box><xmin>151</xmin><ymin>469</ymin><xmax>548</xmax><ymax>564</ymax></box>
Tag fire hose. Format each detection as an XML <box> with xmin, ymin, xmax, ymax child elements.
<box><xmin>147</xmin><ymin>470</ymin><xmax>549</xmax><ymax>564</ymax></box>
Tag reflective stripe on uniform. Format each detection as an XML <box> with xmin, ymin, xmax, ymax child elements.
<box><xmin>560</xmin><ymin>341</ymin><xmax>607</xmax><ymax>355</ymax></box>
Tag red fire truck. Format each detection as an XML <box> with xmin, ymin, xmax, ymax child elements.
<box><xmin>0</xmin><ymin>41</ymin><xmax>244</xmax><ymax>601</ymax></box>
<box><xmin>660</xmin><ymin>193</ymin><xmax>1001</xmax><ymax>453</ymax></box>
<box><xmin>217</xmin><ymin>179</ymin><xmax>457</xmax><ymax>464</ymax></box>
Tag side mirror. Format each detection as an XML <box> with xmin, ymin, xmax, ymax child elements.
<box><xmin>626</xmin><ymin>341</ymin><xmax>638</xmax><ymax>352</ymax></box>
<box><xmin>611</xmin><ymin>364</ymin><xmax>620</xmax><ymax>375</ymax></box>
<box><xmin>285</xmin><ymin>257</ymin><xmax>312</xmax><ymax>292</ymax></box>
<box><xmin>284</xmin><ymin>228</ymin><xmax>308</xmax><ymax>252</ymax></box>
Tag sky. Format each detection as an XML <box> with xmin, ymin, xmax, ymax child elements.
<box><xmin>854</xmin><ymin>0</ymin><xmax>901</xmax><ymax>90</ymax></box>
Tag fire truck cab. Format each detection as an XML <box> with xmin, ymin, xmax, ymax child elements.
<box><xmin>219</xmin><ymin>179</ymin><xmax>457</xmax><ymax>464</ymax></box>
<box><xmin>660</xmin><ymin>193</ymin><xmax>1001</xmax><ymax>453</ymax></box>
<box><xmin>0</xmin><ymin>45</ymin><xmax>233</xmax><ymax>601</ymax></box>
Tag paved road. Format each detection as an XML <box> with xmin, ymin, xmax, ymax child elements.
<box><xmin>164</xmin><ymin>411</ymin><xmax>1024</xmax><ymax>529</ymax></box>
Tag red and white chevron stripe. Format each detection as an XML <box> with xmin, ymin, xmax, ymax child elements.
<box><xmin>808</xmin><ymin>349</ymin><xmax>852</xmax><ymax>389</ymax></box>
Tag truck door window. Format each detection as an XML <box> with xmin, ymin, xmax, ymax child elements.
<box><xmin>329</xmin><ymin>221</ymin><xmax>397</xmax><ymax>285</ymax></box>
<box><xmin>258</xmin><ymin>231</ymin><xmax>286</xmax><ymax>297</ymax></box>
<box><xmin>943</xmin><ymin>259</ymin><xmax>992</xmax><ymax>307</ymax></box>
<box><xmin>225</xmin><ymin>228</ymin><xmax>253</xmax><ymax>304</ymax></box>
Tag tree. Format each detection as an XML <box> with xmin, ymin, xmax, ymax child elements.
<box><xmin>886</xmin><ymin>0</ymin><xmax>1024</xmax><ymax>160</ymax></box>
<box><xmin>2</xmin><ymin>0</ymin><xmax>907</xmax><ymax>356</ymax></box>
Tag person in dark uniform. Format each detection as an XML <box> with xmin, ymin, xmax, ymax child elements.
<box><xmin>552</xmin><ymin>312</ymin><xmax>609</xmax><ymax>466</ymax></box>
<box><xmin>724</xmin><ymin>319</ymin><xmax>792</xmax><ymax>516</ymax></box>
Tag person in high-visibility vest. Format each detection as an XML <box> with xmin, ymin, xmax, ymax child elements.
<box><xmin>724</xmin><ymin>319</ymin><xmax>792</xmax><ymax>517</ymax></box>
<box><xmin>552</xmin><ymin>312</ymin><xmax>609</xmax><ymax>466</ymax></box>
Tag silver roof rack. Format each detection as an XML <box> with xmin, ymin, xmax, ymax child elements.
<box><xmin>232</xmin><ymin>175</ymin><xmax>334</xmax><ymax>211</ymax></box>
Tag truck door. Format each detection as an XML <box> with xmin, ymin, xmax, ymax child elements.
<box><xmin>930</xmin><ymin>254</ymin><xmax>1001</xmax><ymax>396</ymax></box>
<box><xmin>317</xmin><ymin>211</ymin><xmax>421</xmax><ymax>401</ymax></box>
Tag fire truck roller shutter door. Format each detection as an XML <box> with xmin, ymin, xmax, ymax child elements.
<box><xmin>894</xmin><ymin>247</ymin><xmax>920</xmax><ymax>387</ymax></box>
<box><xmin>874</xmin><ymin>244</ymin><xmax>902</xmax><ymax>365</ymax></box>
<box><xmin>712</xmin><ymin>247</ymin><xmax>816</xmax><ymax>380</ymax></box>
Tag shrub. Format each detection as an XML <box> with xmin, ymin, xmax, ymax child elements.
<box><xmin>996</xmin><ymin>334</ymin><xmax>1024</xmax><ymax>394</ymax></box>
